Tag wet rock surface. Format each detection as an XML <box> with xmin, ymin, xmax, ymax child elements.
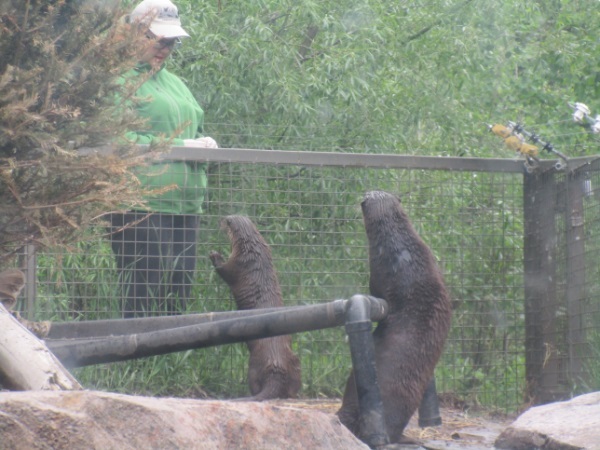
<box><xmin>1</xmin><ymin>391</ymin><xmax>597</xmax><ymax>449</ymax></box>
<box><xmin>495</xmin><ymin>392</ymin><xmax>600</xmax><ymax>450</ymax></box>
<box><xmin>0</xmin><ymin>391</ymin><xmax>368</xmax><ymax>450</ymax></box>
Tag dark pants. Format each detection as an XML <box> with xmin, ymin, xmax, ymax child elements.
<box><xmin>109</xmin><ymin>212</ymin><xmax>199</xmax><ymax>318</ymax></box>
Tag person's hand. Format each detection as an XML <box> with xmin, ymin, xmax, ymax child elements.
<box><xmin>183</xmin><ymin>137</ymin><xmax>219</xmax><ymax>148</ymax></box>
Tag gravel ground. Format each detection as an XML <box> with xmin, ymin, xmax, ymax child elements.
<box><xmin>274</xmin><ymin>398</ymin><xmax>516</xmax><ymax>450</ymax></box>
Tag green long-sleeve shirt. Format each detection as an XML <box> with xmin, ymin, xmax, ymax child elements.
<box><xmin>123</xmin><ymin>64</ymin><xmax>207</xmax><ymax>214</ymax></box>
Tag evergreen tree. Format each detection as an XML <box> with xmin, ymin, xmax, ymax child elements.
<box><xmin>0</xmin><ymin>0</ymin><xmax>148</xmax><ymax>262</ymax></box>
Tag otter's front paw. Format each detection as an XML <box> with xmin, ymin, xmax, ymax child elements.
<box><xmin>209</xmin><ymin>251</ymin><xmax>225</xmax><ymax>268</ymax></box>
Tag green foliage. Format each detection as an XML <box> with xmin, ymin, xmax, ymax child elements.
<box><xmin>172</xmin><ymin>0</ymin><xmax>600</xmax><ymax>156</ymax></box>
<box><xmin>35</xmin><ymin>236</ymin><xmax>122</xmax><ymax>321</ymax></box>
<box><xmin>436</xmin><ymin>353</ymin><xmax>526</xmax><ymax>412</ymax></box>
<box><xmin>581</xmin><ymin>332</ymin><xmax>600</xmax><ymax>393</ymax></box>
<box><xmin>174</xmin><ymin>0</ymin><xmax>387</xmax><ymax>151</ymax></box>
<box><xmin>74</xmin><ymin>347</ymin><xmax>250</xmax><ymax>399</ymax></box>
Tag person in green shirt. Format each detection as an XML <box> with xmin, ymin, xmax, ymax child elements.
<box><xmin>110</xmin><ymin>0</ymin><xmax>216</xmax><ymax>317</ymax></box>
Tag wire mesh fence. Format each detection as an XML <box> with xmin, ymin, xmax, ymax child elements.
<box><xmin>19</xmin><ymin>148</ymin><xmax>600</xmax><ymax>412</ymax></box>
<box><xmin>523</xmin><ymin>157</ymin><xmax>600</xmax><ymax>404</ymax></box>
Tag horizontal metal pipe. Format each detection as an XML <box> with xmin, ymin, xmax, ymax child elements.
<box><xmin>47</xmin><ymin>297</ymin><xmax>388</xmax><ymax>368</ymax></box>
<box><xmin>47</xmin><ymin>306</ymin><xmax>312</xmax><ymax>339</ymax></box>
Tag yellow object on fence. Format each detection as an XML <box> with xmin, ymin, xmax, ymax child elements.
<box><xmin>490</xmin><ymin>124</ymin><xmax>539</xmax><ymax>157</ymax></box>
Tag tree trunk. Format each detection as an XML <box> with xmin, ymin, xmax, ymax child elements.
<box><xmin>0</xmin><ymin>302</ymin><xmax>81</xmax><ymax>391</ymax></box>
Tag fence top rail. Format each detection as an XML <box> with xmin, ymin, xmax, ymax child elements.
<box><xmin>79</xmin><ymin>145</ymin><xmax>598</xmax><ymax>174</ymax></box>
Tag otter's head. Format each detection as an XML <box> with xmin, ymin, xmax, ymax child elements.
<box><xmin>361</xmin><ymin>190</ymin><xmax>405</xmax><ymax>220</ymax></box>
<box><xmin>360</xmin><ymin>190</ymin><xmax>416</xmax><ymax>244</ymax></box>
<box><xmin>0</xmin><ymin>268</ymin><xmax>26</xmax><ymax>309</ymax></box>
<box><xmin>221</xmin><ymin>215</ymin><xmax>264</xmax><ymax>245</ymax></box>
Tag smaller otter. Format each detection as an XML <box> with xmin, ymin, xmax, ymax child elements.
<box><xmin>0</xmin><ymin>268</ymin><xmax>50</xmax><ymax>338</ymax></box>
<box><xmin>0</xmin><ymin>268</ymin><xmax>26</xmax><ymax>311</ymax></box>
<box><xmin>209</xmin><ymin>215</ymin><xmax>302</xmax><ymax>401</ymax></box>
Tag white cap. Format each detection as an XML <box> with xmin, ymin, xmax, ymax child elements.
<box><xmin>130</xmin><ymin>0</ymin><xmax>189</xmax><ymax>39</ymax></box>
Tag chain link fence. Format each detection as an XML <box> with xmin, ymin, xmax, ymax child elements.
<box><xmin>20</xmin><ymin>148</ymin><xmax>600</xmax><ymax>412</ymax></box>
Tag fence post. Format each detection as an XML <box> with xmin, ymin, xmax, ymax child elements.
<box><xmin>565</xmin><ymin>169</ymin><xmax>587</xmax><ymax>386</ymax></box>
<box><xmin>24</xmin><ymin>244</ymin><xmax>37</xmax><ymax>321</ymax></box>
<box><xmin>523</xmin><ymin>170</ymin><xmax>560</xmax><ymax>404</ymax></box>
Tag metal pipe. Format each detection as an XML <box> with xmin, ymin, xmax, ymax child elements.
<box><xmin>47</xmin><ymin>306</ymin><xmax>312</xmax><ymax>339</ymax></box>
<box><xmin>344</xmin><ymin>295</ymin><xmax>389</xmax><ymax>448</ymax></box>
<box><xmin>46</xmin><ymin>297</ymin><xmax>388</xmax><ymax>369</ymax></box>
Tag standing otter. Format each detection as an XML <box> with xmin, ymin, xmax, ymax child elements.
<box><xmin>337</xmin><ymin>191</ymin><xmax>452</xmax><ymax>444</ymax></box>
<box><xmin>209</xmin><ymin>215</ymin><xmax>302</xmax><ymax>401</ymax></box>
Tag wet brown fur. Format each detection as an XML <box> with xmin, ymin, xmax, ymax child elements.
<box><xmin>209</xmin><ymin>215</ymin><xmax>301</xmax><ymax>401</ymax></box>
<box><xmin>337</xmin><ymin>191</ymin><xmax>452</xmax><ymax>444</ymax></box>
<box><xmin>0</xmin><ymin>268</ymin><xmax>26</xmax><ymax>310</ymax></box>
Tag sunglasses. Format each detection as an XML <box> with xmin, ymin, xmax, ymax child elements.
<box><xmin>146</xmin><ymin>32</ymin><xmax>182</xmax><ymax>51</ymax></box>
<box><xmin>155</xmin><ymin>38</ymin><xmax>182</xmax><ymax>50</ymax></box>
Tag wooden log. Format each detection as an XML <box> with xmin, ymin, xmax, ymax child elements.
<box><xmin>0</xmin><ymin>302</ymin><xmax>81</xmax><ymax>391</ymax></box>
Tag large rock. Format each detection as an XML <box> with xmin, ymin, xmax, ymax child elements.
<box><xmin>495</xmin><ymin>392</ymin><xmax>600</xmax><ymax>450</ymax></box>
<box><xmin>0</xmin><ymin>390</ymin><xmax>368</xmax><ymax>449</ymax></box>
